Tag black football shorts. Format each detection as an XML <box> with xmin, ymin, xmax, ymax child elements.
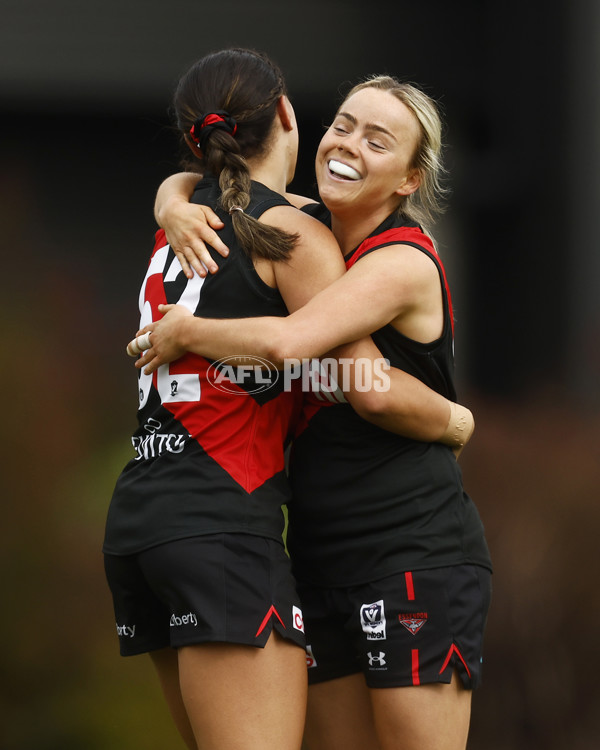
<box><xmin>104</xmin><ymin>533</ymin><xmax>306</xmax><ymax>656</ymax></box>
<box><xmin>298</xmin><ymin>564</ymin><xmax>491</xmax><ymax>689</ymax></box>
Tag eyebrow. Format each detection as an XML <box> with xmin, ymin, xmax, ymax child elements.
<box><xmin>336</xmin><ymin>111</ymin><xmax>398</xmax><ymax>142</ymax></box>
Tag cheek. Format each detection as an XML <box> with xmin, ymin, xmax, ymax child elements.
<box><xmin>315</xmin><ymin>139</ymin><xmax>327</xmax><ymax>163</ymax></box>
<box><xmin>315</xmin><ymin>143</ymin><xmax>330</xmax><ymax>174</ymax></box>
<box><xmin>317</xmin><ymin>129</ymin><xmax>337</xmax><ymax>156</ymax></box>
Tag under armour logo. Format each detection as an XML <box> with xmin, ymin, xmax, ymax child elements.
<box><xmin>367</xmin><ymin>651</ymin><xmax>386</xmax><ymax>666</ymax></box>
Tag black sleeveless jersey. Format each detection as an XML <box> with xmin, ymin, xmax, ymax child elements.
<box><xmin>103</xmin><ymin>179</ymin><xmax>301</xmax><ymax>555</ymax></box>
<box><xmin>287</xmin><ymin>207</ymin><xmax>492</xmax><ymax>587</ymax></box>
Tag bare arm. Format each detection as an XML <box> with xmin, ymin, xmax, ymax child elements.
<box><xmin>331</xmin><ymin>337</ymin><xmax>473</xmax><ymax>454</ymax></box>
<box><xmin>136</xmin><ymin>202</ymin><xmax>472</xmax><ymax>452</ymax></box>
<box><xmin>136</xmin><ymin>242</ymin><xmax>438</xmax><ymax>366</ymax></box>
<box><xmin>155</xmin><ymin>174</ymin><xmax>323</xmax><ymax>277</ymax></box>
<box><xmin>154</xmin><ymin>172</ymin><xmax>230</xmax><ymax>278</ymax></box>
<box><xmin>134</xmin><ymin>254</ymin><xmax>471</xmax><ymax>453</ymax></box>
<box><xmin>137</xmin><ymin>205</ymin><xmax>347</xmax><ymax>367</ymax></box>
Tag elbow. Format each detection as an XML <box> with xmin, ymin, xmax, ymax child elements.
<box><xmin>348</xmin><ymin>387</ymin><xmax>394</xmax><ymax>423</ymax></box>
<box><xmin>264</xmin><ymin>327</ymin><xmax>295</xmax><ymax>369</ymax></box>
<box><xmin>263</xmin><ymin>320</ymin><xmax>310</xmax><ymax>368</ymax></box>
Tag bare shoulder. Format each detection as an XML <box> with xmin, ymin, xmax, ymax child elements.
<box><xmin>357</xmin><ymin>242</ymin><xmax>440</xmax><ymax>289</ymax></box>
<box><xmin>259</xmin><ymin>203</ymin><xmax>337</xmax><ymax>247</ymax></box>
<box><xmin>260</xmin><ymin>205</ymin><xmax>344</xmax><ymax>312</ymax></box>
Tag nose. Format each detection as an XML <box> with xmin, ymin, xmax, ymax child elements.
<box><xmin>337</xmin><ymin>130</ymin><xmax>360</xmax><ymax>155</ymax></box>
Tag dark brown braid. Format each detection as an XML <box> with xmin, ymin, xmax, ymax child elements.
<box><xmin>173</xmin><ymin>49</ymin><xmax>298</xmax><ymax>261</ymax></box>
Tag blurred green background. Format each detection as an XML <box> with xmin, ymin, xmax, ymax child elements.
<box><xmin>1</xmin><ymin>1</ymin><xmax>599</xmax><ymax>748</ymax></box>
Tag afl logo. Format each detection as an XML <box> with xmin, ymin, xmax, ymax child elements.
<box><xmin>206</xmin><ymin>356</ymin><xmax>279</xmax><ymax>395</ymax></box>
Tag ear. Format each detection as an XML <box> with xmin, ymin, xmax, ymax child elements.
<box><xmin>276</xmin><ymin>95</ymin><xmax>296</xmax><ymax>132</ymax></box>
<box><xmin>184</xmin><ymin>133</ymin><xmax>202</xmax><ymax>158</ymax></box>
<box><xmin>395</xmin><ymin>168</ymin><xmax>421</xmax><ymax>197</ymax></box>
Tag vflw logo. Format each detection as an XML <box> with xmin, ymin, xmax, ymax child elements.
<box><xmin>398</xmin><ymin>612</ymin><xmax>428</xmax><ymax>635</ymax></box>
<box><xmin>360</xmin><ymin>599</ymin><xmax>387</xmax><ymax>640</ymax></box>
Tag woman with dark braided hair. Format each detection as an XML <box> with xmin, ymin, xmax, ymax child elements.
<box><xmin>103</xmin><ymin>48</ymin><xmax>336</xmax><ymax>750</ymax></box>
<box><xmin>104</xmin><ymin>49</ymin><xmax>468</xmax><ymax>750</ymax></box>
<box><xmin>137</xmin><ymin>70</ymin><xmax>491</xmax><ymax>750</ymax></box>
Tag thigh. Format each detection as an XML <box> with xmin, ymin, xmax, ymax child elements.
<box><xmin>149</xmin><ymin>648</ymin><xmax>196</xmax><ymax>750</ymax></box>
<box><xmin>369</xmin><ymin>670</ymin><xmax>471</xmax><ymax>750</ymax></box>
<box><xmin>350</xmin><ymin>565</ymin><xmax>491</xmax><ymax>689</ymax></box>
<box><xmin>303</xmin><ymin>674</ymin><xmax>381</xmax><ymax>750</ymax></box>
<box><xmin>178</xmin><ymin>632</ymin><xmax>307</xmax><ymax>750</ymax></box>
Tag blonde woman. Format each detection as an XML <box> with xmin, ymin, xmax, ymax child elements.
<box><xmin>138</xmin><ymin>75</ymin><xmax>491</xmax><ymax>750</ymax></box>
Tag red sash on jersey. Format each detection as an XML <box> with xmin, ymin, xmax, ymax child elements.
<box><xmin>141</xmin><ymin>230</ymin><xmax>298</xmax><ymax>493</ymax></box>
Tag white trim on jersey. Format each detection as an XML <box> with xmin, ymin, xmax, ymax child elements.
<box><xmin>136</xmin><ymin>244</ymin><xmax>206</xmax><ymax>409</ymax></box>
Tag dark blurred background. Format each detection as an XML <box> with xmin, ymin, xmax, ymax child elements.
<box><xmin>1</xmin><ymin>1</ymin><xmax>599</xmax><ymax>748</ymax></box>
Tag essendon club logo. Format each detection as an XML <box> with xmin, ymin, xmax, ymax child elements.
<box><xmin>398</xmin><ymin>612</ymin><xmax>428</xmax><ymax>635</ymax></box>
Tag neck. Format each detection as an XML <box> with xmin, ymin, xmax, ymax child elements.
<box><xmin>247</xmin><ymin>136</ymin><xmax>292</xmax><ymax>196</ymax></box>
<box><xmin>329</xmin><ymin>203</ymin><xmax>397</xmax><ymax>255</ymax></box>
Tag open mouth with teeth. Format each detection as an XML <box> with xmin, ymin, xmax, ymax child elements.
<box><xmin>328</xmin><ymin>159</ymin><xmax>361</xmax><ymax>181</ymax></box>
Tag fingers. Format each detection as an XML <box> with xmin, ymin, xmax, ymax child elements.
<box><xmin>134</xmin><ymin>323</ymin><xmax>153</xmax><ymax>337</ymax></box>
<box><xmin>203</xmin><ymin>205</ymin><xmax>225</xmax><ymax>230</ymax></box>
<box><xmin>176</xmin><ymin>251</ymin><xmax>194</xmax><ymax>279</ymax></box>
<box><xmin>196</xmin><ymin>208</ymin><xmax>229</xmax><ymax>258</ymax></box>
<box><xmin>193</xmin><ymin>227</ymin><xmax>229</xmax><ymax>261</ymax></box>
<box><xmin>204</xmin><ymin>232</ymin><xmax>229</xmax><ymax>259</ymax></box>
<box><xmin>130</xmin><ymin>338</ymin><xmax>161</xmax><ymax>373</ymax></box>
<box><xmin>164</xmin><ymin>203</ymin><xmax>230</xmax><ymax>279</ymax></box>
<box><xmin>174</xmin><ymin>239</ymin><xmax>227</xmax><ymax>279</ymax></box>
<box><xmin>136</xmin><ymin>349</ymin><xmax>161</xmax><ymax>374</ymax></box>
<box><xmin>127</xmin><ymin>330</ymin><xmax>153</xmax><ymax>357</ymax></box>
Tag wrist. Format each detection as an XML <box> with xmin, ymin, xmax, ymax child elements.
<box><xmin>441</xmin><ymin>401</ymin><xmax>475</xmax><ymax>448</ymax></box>
<box><xmin>177</xmin><ymin>315</ymin><xmax>194</xmax><ymax>351</ymax></box>
<box><xmin>156</xmin><ymin>193</ymin><xmax>186</xmax><ymax>230</ymax></box>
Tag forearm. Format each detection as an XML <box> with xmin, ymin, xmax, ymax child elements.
<box><xmin>154</xmin><ymin>172</ymin><xmax>201</xmax><ymax>226</ymax></box>
<box><xmin>153</xmin><ymin>172</ymin><xmax>228</xmax><ymax>278</ymax></box>
<box><xmin>333</xmin><ymin>339</ymin><xmax>473</xmax><ymax>449</ymax></box>
<box><xmin>177</xmin><ymin>314</ymin><xmax>288</xmax><ymax>365</ymax></box>
<box><xmin>352</xmin><ymin>366</ymin><xmax>474</xmax><ymax>450</ymax></box>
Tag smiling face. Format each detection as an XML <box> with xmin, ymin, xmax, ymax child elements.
<box><xmin>315</xmin><ymin>87</ymin><xmax>422</xmax><ymax>222</ymax></box>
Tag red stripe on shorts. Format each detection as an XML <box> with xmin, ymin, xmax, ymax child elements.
<box><xmin>405</xmin><ymin>571</ymin><xmax>415</xmax><ymax>600</ymax></box>
<box><xmin>438</xmin><ymin>643</ymin><xmax>471</xmax><ymax>678</ymax></box>
<box><xmin>411</xmin><ymin>649</ymin><xmax>420</xmax><ymax>685</ymax></box>
<box><xmin>255</xmin><ymin>605</ymin><xmax>286</xmax><ymax>637</ymax></box>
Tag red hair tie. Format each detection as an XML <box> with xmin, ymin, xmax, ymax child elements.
<box><xmin>189</xmin><ymin>110</ymin><xmax>238</xmax><ymax>152</ymax></box>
